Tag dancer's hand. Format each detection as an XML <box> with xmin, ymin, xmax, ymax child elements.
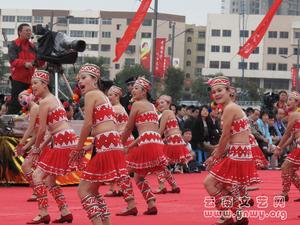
<box><xmin>204</xmin><ymin>157</ymin><xmax>215</xmax><ymax>171</ymax></box>
<box><xmin>273</xmin><ymin>146</ymin><xmax>282</xmax><ymax>157</ymax></box>
<box><xmin>16</xmin><ymin>143</ymin><xmax>25</xmax><ymax>157</ymax></box>
<box><xmin>124</xmin><ymin>147</ymin><xmax>129</xmax><ymax>154</ymax></box>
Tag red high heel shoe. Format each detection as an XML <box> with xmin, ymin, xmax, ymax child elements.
<box><xmin>116</xmin><ymin>207</ymin><xmax>138</xmax><ymax>216</ymax></box>
<box><xmin>52</xmin><ymin>213</ymin><xmax>73</xmax><ymax>223</ymax></box>
<box><xmin>213</xmin><ymin>218</ymin><xmax>234</xmax><ymax>225</ymax></box>
<box><xmin>168</xmin><ymin>187</ymin><xmax>181</xmax><ymax>193</ymax></box>
<box><xmin>27</xmin><ymin>196</ymin><xmax>38</xmax><ymax>202</ymax></box>
<box><xmin>154</xmin><ymin>188</ymin><xmax>167</xmax><ymax>194</ymax></box>
<box><xmin>27</xmin><ymin>215</ymin><xmax>51</xmax><ymax>224</ymax></box>
<box><xmin>143</xmin><ymin>206</ymin><xmax>158</xmax><ymax>215</ymax></box>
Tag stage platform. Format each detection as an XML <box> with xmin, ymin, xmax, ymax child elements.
<box><xmin>0</xmin><ymin>171</ymin><xmax>299</xmax><ymax>225</ymax></box>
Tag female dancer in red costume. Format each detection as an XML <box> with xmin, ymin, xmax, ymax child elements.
<box><xmin>104</xmin><ymin>85</ymin><xmax>135</xmax><ymax>197</ymax></box>
<box><xmin>155</xmin><ymin>94</ymin><xmax>192</xmax><ymax>194</ymax></box>
<box><xmin>274</xmin><ymin>91</ymin><xmax>300</xmax><ymax>201</ymax></box>
<box><xmin>27</xmin><ymin>70</ymin><xmax>76</xmax><ymax>224</ymax></box>
<box><xmin>204</xmin><ymin>76</ymin><xmax>260</xmax><ymax>225</ymax></box>
<box><xmin>121</xmin><ymin>77</ymin><xmax>168</xmax><ymax>215</ymax></box>
<box><xmin>16</xmin><ymin>89</ymin><xmax>40</xmax><ymax>201</ymax></box>
<box><xmin>71</xmin><ymin>64</ymin><xmax>136</xmax><ymax>225</ymax></box>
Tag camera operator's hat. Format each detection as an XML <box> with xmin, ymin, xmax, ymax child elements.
<box><xmin>207</xmin><ymin>76</ymin><xmax>230</xmax><ymax>88</ymax></box>
<box><xmin>32</xmin><ymin>70</ymin><xmax>50</xmax><ymax>84</ymax></box>
<box><xmin>134</xmin><ymin>77</ymin><xmax>152</xmax><ymax>92</ymax></box>
<box><xmin>109</xmin><ymin>85</ymin><xmax>123</xmax><ymax>97</ymax></box>
<box><xmin>289</xmin><ymin>91</ymin><xmax>300</xmax><ymax>101</ymax></box>
<box><xmin>125</xmin><ymin>77</ymin><xmax>137</xmax><ymax>85</ymax></box>
<box><xmin>79</xmin><ymin>63</ymin><xmax>100</xmax><ymax>79</ymax></box>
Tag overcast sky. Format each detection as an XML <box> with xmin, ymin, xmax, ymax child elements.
<box><xmin>1</xmin><ymin>0</ymin><xmax>221</xmax><ymax>25</ymax></box>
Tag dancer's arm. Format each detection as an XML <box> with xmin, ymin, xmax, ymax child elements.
<box><xmin>18</xmin><ymin>105</ymin><xmax>38</xmax><ymax>146</ymax></box>
<box><xmin>158</xmin><ymin>111</ymin><xmax>169</xmax><ymax>136</ymax></box>
<box><xmin>121</xmin><ymin>102</ymin><xmax>138</xmax><ymax>144</ymax></box>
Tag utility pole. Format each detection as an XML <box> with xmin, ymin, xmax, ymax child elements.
<box><xmin>170</xmin><ymin>21</ymin><xmax>176</xmax><ymax>66</ymax></box>
<box><xmin>241</xmin><ymin>0</ymin><xmax>245</xmax><ymax>98</ymax></box>
<box><xmin>150</xmin><ymin>0</ymin><xmax>158</xmax><ymax>97</ymax></box>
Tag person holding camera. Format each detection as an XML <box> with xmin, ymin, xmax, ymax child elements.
<box><xmin>8</xmin><ymin>23</ymin><xmax>44</xmax><ymax>114</ymax></box>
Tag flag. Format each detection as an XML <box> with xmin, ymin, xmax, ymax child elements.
<box><xmin>113</xmin><ymin>0</ymin><xmax>152</xmax><ymax>62</ymax></box>
<box><xmin>154</xmin><ymin>38</ymin><xmax>166</xmax><ymax>77</ymax></box>
<box><xmin>238</xmin><ymin>0</ymin><xmax>282</xmax><ymax>59</ymax></box>
<box><xmin>140</xmin><ymin>38</ymin><xmax>151</xmax><ymax>70</ymax></box>
<box><xmin>291</xmin><ymin>66</ymin><xmax>297</xmax><ymax>89</ymax></box>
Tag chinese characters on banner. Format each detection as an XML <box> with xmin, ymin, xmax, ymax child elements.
<box><xmin>291</xmin><ymin>66</ymin><xmax>297</xmax><ymax>89</ymax></box>
<box><xmin>154</xmin><ymin>38</ymin><xmax>166</xmax><ymax>77</ymax></box>
<box><xmin>140</xmin><ymin>38</ymin><xmax>151</xmax><ymax>70</ymax></box>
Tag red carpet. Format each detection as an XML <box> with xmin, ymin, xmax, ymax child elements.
<box><xmin>0</xmin><ymin>170</ymin><xmax>299</xmax><ymax>225</ymax></box>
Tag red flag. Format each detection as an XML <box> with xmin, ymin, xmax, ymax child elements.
<box><xmin>154</xmin><ymin>38</ymin><xmax>166</xmax><ymax>77</ymax></box>
<box><xmin>238</xmin><ymin>0</ymin><xmax>282</xmax><ymax>58</ymax></box>
<box><xmin>113</xmin><ymin>0</ymin><xmax>152</xmax><ymax>62</ymax></box>
<box><xmin>291</xmin><ymin>66</ymin><xmax>297</xmax><ymax>89</ymax></box>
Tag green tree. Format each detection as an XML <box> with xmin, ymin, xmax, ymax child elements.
<box><xmin>0</xmin><ymin>50</ymin><xmax>5</xmax><ymax>80</ymax></box>
<box><xmin>114</xmin><ymin>64</ymin><xmax>150</xmax><ymax>90</ymax></box>
<box><xmin>163</xmin><ymin>67</ymin><xmax>184</xmax><ymax>104</ymax></box>
<box><xmin>191</xmin><ymin>77</ymin><xmax>210</xmax><ymax>103</ymax></box>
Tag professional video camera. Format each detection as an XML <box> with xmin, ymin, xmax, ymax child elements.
<box><xmin>33</xmin><ymin>24</ymin><xmax>86</xmax><ymax>64</ymax></box>
<box><xmin>261</xmin><ymin>91</ymin><xmax>279</xmax><ymax>114</ymax></box>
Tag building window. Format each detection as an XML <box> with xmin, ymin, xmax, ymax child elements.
<box><xmin>142</xmin><ymin>19</ymin><xmax>152</xmax><ymax>26</ymax></box>
<box><xmin>101</xmin><ymin>44</ymin><xmax>111</xmax><ymax>52</ymax></box>
<box><xmin>116</xmin><ymin>37</ymin><xmax>121</xmax><ymax>43</ymax></box>
<box><xmin>2</xmin><ymin>28</ymin><xmax>15</xmax><ymax>35</ymax></box>
<box><xmin>264</xmin><ymin>79</ymin><xmax>289</xmax><ymax>89</ymax></box>
<box><xmin>295</xmin><ymin>32</ymin><xmax>300</xmax><ymax>39</ymax></box>
<box><xmin>102</xmin><ymin>57</ymin><xmax>111</xmax><ymax>65</ymax></box>
<box><xmin>125</xmin><ymin>58</ymin><xmax>135</xmax><ymax>66</ymax></box>
<box><xmin>278</xmin><ymin>63</ymin><xmax>287</xmax><ymax>71</ymax></box>
<box><xmin>2</xmin><ymin>16</ymin><xmax>15</xmax><ymax>22</ymax></box>
<box><xmin>70</xmin><ymin>30</ymin><xmax>84</xmax><ymax>37</ymax></box>
<box><xmin>267</xmin><ymin>63</ymin><xmax>276</xmax><ymax>71</ymax></box>
<box><xmin>116</xmin><ymin>24</ymin><xmax>121</xmax><ymax>30</ymax></box>
<box><xmin>268</xmin><ymin>31</ymin><xmax>277</xmax><ymax>38</ymax></box>
<box><xmin>196</xmin><ymin>56</ymin><xmax>205</xmax><ymax>64</ymax></box>
<box><xmin>279</xmin><ymin>48</ymin><xmax>288</xmax><ymax>55</ymax></box>
<box><xmin>221</xmin><ymin>61</ymin><xmax>230</xmax><ymax>69</ymax></box>
<box><xmin>198</xmin><ymin>31</ymin><xmax>205</xmax><ymax>38</ymax></box>
<box><xmin>102</xmin><ymin>32</ymin><xmax>111</xmax><ymax>38</ymax></box>
<box><xmin>186</xmin><ymin>73</ymin><xmax>191</xmax><ymax>79</ymax></box>
<box><xmin>90</xmin><ymin>44</ymin><xmax>99</xmax><ymax>51</ymax></box>
<box><xmin>211</xmin><ymin>29</ymin><xmax>220</xmax><ymax>37</ymax></box>
<box><xmin>57</xmin><ymin>30</ymin><xmax>67</xmax><ymax>34</ymax></box>
<box><xmin>102</xmin><ymin>18</ymin><xmax>112</xmax><ymax>25</ymax></box>
<box><xmin>69</xmin><ymin>17</ymin><xmax>84</xmax><ymax>24</ymax></box>
<box><xmin>267</xmin><ymin>47</ymin><xmax>277</xmax><ymax>55</ymax></box>
<box><xmin>222</xmin><ymin>46</ymin><xmax>231</xmax><ymax>53</ymax></box>
<box><xmin>57</xmin><ymin>17</ymin><xmax>67</xmax><ymax>24</ymax></box>
<box><xmin>209</xmin><ymin>61</ymin><xmax>219</xmax><ymax>68</ymax></box>
<box><xmin>34</xmin><ymin>16</ymin><xmax>43</xmax><ymax>23</ymax></box>
<box><xmin>249</xmin><ymin>62</ymin><xmax>259</xmax><ymax>70</ymax></box>
<box><xmin>238</xmin><ymin>62</ymin><xmax>247</xmax><ymax>69</ymax></box>
<box><xmin>186</xmin><ymin>61</ymin><xmax>191</xmax><ymax>66</ymax></box>
<box><xmin>222</xmin><ymin>29</ymin><xmax>231</xmax><ymax>37</ymax></box>
<box><xmin>141</xmin><ymin>32</ymin><xmax>151</xmax><ymax>38</ymax></box>
<box><xmin>126</xmin><ymin>45</ymin><xmax>136</xmax><ymax>54</ymax></box>
<box><xmin>187</xmin><ymin>49</ymin><xmax>192</xmax><ymax>55</ymax></box>
<box><xmin>197</xmin><ymin>44</ymin><xmax>205</xmax><ymax>51</ymax></box>
<box><xmin>85</xmin><ymin>31</ymin><xmax>98</xmax><ymax>38</ymax></box>
<box><xmin>86</xmin><ymin>18</ymin><xmax>99</xmax><ymax>24</ymax></box>
<box><xmin>195</xmin><ymin>68</ymin><xmax>202</xmax><ymax>75</ymax></box>
<box><xmin>187</xmin><ymin>37</ymin><xmax>192</xmax><ymax>42</ymax></box>
<box><xmin>115</xmin><ymin>64</ymin><xmax>120</xmax><ymax>69</ymax></box>
<box><xmin>294</xmin><ymin>48</ymin><xmax>300</xmax><ymax>55</ymax></box>
<box><xmin>211</xmin><ymin>45</ymin><xmax>220</xmax><ymax>52</ymax></box>
<box><xmin>17</xmin><ymin>16</ymin><xmax>32</xmax><ymax>23</ymax></box>
<box><xmin>253</xmin><ymin>47</ymin><xmax>259</xmax><ymax>54</ymax></box>
<box><xmin>280</xmin><ymin>31</ymin><xmax>289</xmax><ymax>39</ymax></box>
<box><xmin>240</xmin><ymin>30</ymin><xmax>249</xmax><ymax>37</ymax></box>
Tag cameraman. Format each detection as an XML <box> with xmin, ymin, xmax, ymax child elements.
<box><xmin>7</xmin><ymin>23</ymin><xmax>44</xmax><ymax>114</ymax></box>
<box><xmin>274</xmin><ymin>90</ymin><xmax>288</xmax><ymax>113</ymax></box>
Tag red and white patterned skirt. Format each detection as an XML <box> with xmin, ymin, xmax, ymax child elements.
<box><xmin>126</xmin><ymin>131</ymin><xmax>168</xmax><ymax>176</ymax></box>
<box><xmin>249</xmin><ymin>134</ymin><xmax>269</xmax><ymax>169</ymax></box>
<box><xmin>38</xmin><ymin>129</ymin><xmax>77</xmax><ymax>176</ymax></box>
<box><xmin>209</xmin><ymin>143</ymin><xmax>260</xmax><ymax>186</ymax></box>
<box><xmin>81</xmin><ymin>131</ymin><xmax>129</xmax><ymax>183</ymax></box>
<box><xmin>164</xmin><ymin>134</ymin><xmax>192</xmax><ymax>164</ymax></box>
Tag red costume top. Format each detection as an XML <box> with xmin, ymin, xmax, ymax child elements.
<box><xmin>93</xmin><ymin>100</ymin><xmax>116</xmax><ymax>126</ymax></box>
<box><xmin>47</xmin><ymin>104</ymin><xmax>68</xmax><ymax>127</ymax></box>
<box><xmin>293</xmin><ymin>120</ymin><xmax>300</xmax><ymax>132</ymax></box>
<box><xmin>135</xmin><ymin>111</ymin><xmax>159</xmax><ymax>126</ymax></box>
<box><xmin>231</xmin><ymin>117</ymin><xmax>250</xmax><ymax>135</ymax></box>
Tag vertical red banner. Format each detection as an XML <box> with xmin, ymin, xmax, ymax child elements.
<box><xmin>291</xmin><ymin>66</ymin><xmax>297</xmax><ymax>89</ymax></box>
<box><xmin>163</xmin><ymin>56</ymin><xmax>170</xmax><ymax>77</ymax></box>
<box><xmin>154</xmin><ymin>38</ymin><xmax>166</xmax><ymax>77</ymax></box>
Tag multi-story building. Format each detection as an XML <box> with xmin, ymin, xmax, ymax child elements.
<box><xmin>222</xmin><ymin>0</ymin><xmax>300</xmax><ymax>16</ymax></box>
<box><xmin>183</xmin><ymin>24</ymin><xmax>206</xmax><ymax>99</ymax></box>
<box><xmin>202</xmin><ymin>14</ymin><xmax>300</xmax><ymax>90</ymax></box>
<box><xmin>0</xmin><ymin>9</ymin><xmax>186</xmax><ymax>79</ymax></box>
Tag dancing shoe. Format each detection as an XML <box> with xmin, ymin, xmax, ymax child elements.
<box><xmin>104</xmin><ymin>190</ymin><xmax>122</xmax><ymax>197</ymax></box>
<box><xmin>116</xmin><ymin>207</ymin><xmax>138</xmax><ymax>216</ymax></box>
<box><xmin>168</xmin><ymin>187</ymin><xmax>181</xmax><ymax>194</ymax></box>
<box><xmin>52</xmin><ymin>213</ymin><xmax>73</xmax><ymax>223</ymax></box>
<box><xmin>235</xmin><ymin>217</ymin><xmax>249</xmax><ymax>225</ymax></box>
<box><xmin>116</xmin><ymin>191</ymin><xmax>123</xmax><ymax>197</ymax></box>
<box><xmin>212</xmin><ymin>218</ymin><xmax>234</xmax><ymax>225</ymax></box>
<box><xmin>27</xmin><ymin>196</ymin><xmax>38</xmax><ymax>202</ymax></box>
<box><xmin>154</xmin><ymin>188</ymin><xmax>167</xmax><ymax>194</ymax></box>
<box><xmin>143</xmin><ymin>206</ymin><xmax>158</xmax><ymax>215</ymax></box>
<box><xmin>27</xmin><ymin>215</ymin><xmax>50</xmax><ymax>224</ymax></box>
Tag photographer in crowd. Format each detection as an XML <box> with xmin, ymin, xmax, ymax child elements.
<box><xmin>7</xmin><ymin>23</ymin><xmax>44</xmax><ymax>114</ymax></box>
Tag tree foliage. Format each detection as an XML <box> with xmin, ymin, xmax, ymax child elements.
<box><xmin>0</xmin><ymin>50</ymin><xmax>5</xmax><ymax>80</ymax></box>
<box><xmin>163</xmin><ymin>67</ymin><xmax>184</xmax><ymax>104</ymax></box>
<box><xmin>191</xmin><ymin>77</ymin><xmax>210</xmax><ymax>103</ymax></box>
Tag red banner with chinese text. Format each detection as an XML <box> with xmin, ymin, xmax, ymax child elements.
<box><xmin>113</xmin><ymin>0</ymin><xmax>152</xmax><ymax>62</ymax></box>
<box><xmin>154</xmin><ymin>38</ymin><xmax>166</xmax><ymax>77</ymax></box>
<box><xmin>238</xmin><ymin>0</ymin><xmax>282</xmax><ymax>59</ymax></box>
<box><xmin>291</xmin><ymin>66</ymin><xmax>297</xmax><ymax>89</ymax></box>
